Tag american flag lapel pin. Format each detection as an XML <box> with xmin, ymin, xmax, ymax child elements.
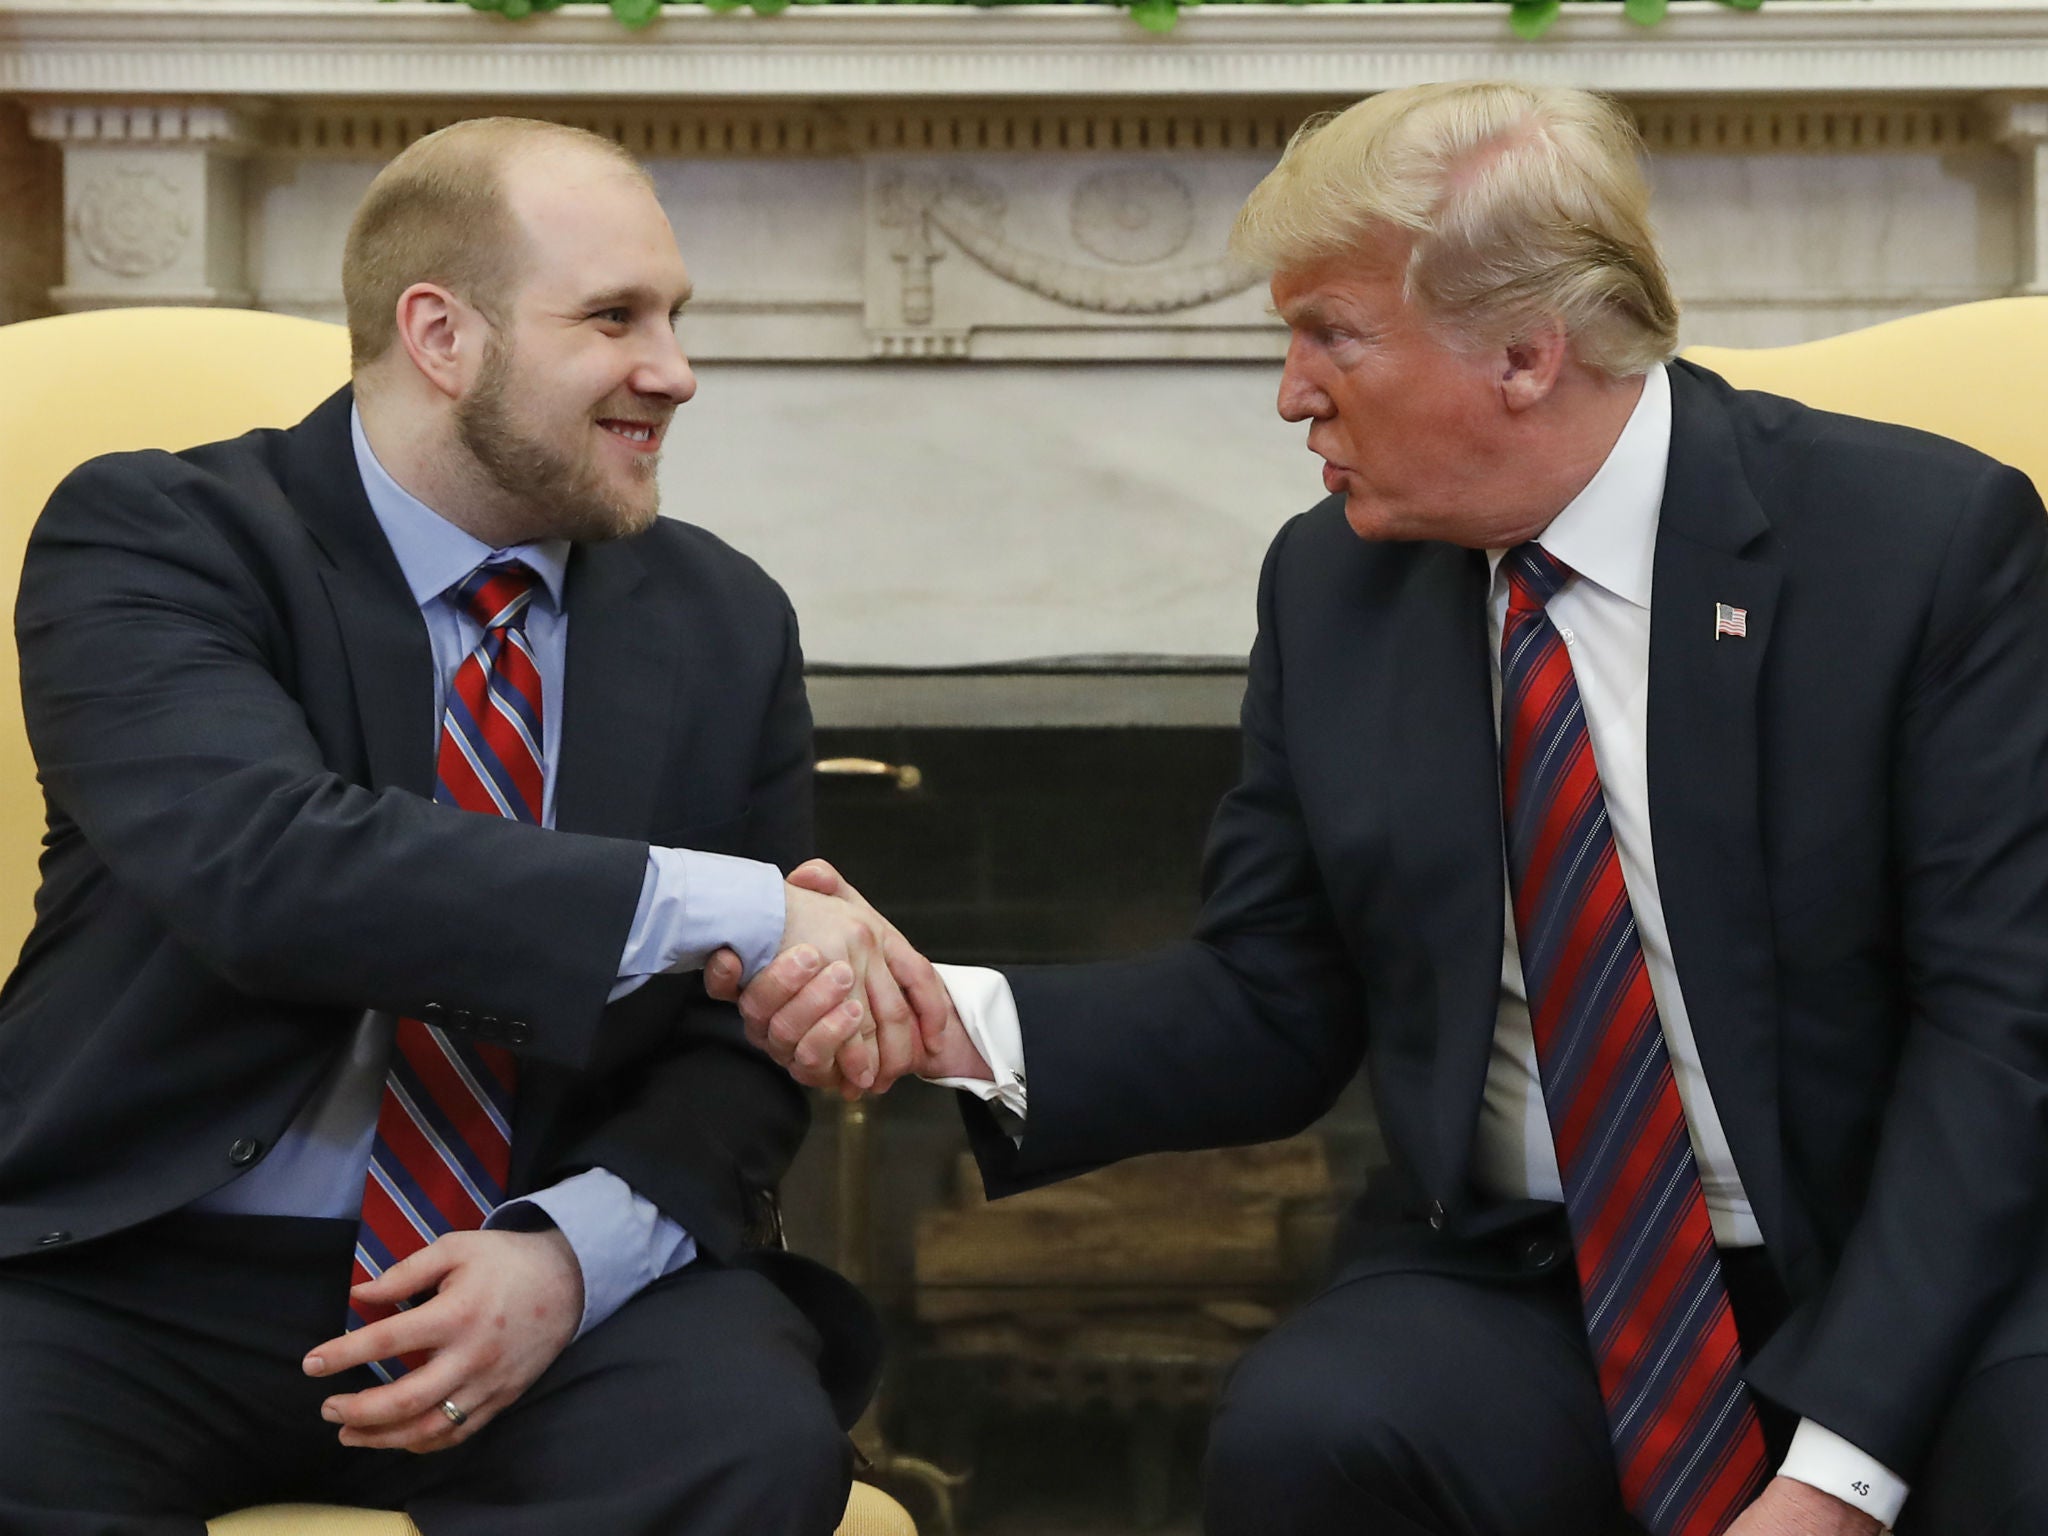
<box><xmin>1715</xmin><ymin>602</ymin><xmax>1748</xmax><ymax>640</ymax></box>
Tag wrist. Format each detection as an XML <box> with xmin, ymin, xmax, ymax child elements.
<box><xmin>1779</xmin><ymin>1420</ymin><xmax>1907</xmax><ymax>1530</ymax></box>
<box><xmin>933</xmin><ymin>1013</ymin><xmax>992</xmax><ymax>1081</ymax></box>
<box><xmin>1763</xmin><ymin>1475</ymin><xmax>1885</xmax><ymax>1535</ymax></box>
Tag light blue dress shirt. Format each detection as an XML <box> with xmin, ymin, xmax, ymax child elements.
<box><xmin>191</xmin><ymin>407</ymin><xmax>790</xmax><ymax>1339</ymax></box>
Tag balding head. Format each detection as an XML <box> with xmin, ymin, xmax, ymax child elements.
<box><xmin>341</xmin><ymin>117</ymin><xmax>653</xmax><ymax>372</ymax></box>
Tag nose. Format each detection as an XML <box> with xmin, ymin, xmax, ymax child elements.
<box><xmin>636</xmin><ymin>324</ymin><xmax>696</xmax><ymax>407</ymax></box>
<box><xmin>1275</xmin><ymin>334</ymin><xmax>1328</xmax><ymax>423</ymax></box>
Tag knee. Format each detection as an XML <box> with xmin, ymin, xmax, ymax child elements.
<box><xmin>713</xmin><ymin>1381</ymin><xmax>850</xmax><ymax>1524</ymax></box>
<box><xmin>772</xmin><ymin>1391</ymin><xmax>851</xmax><ymax>1506</ymax></box>
<box><xmin>1203</xmin><ymin>1334</ymin><xmax>1409</xmax><ymax>1534</ymax></box>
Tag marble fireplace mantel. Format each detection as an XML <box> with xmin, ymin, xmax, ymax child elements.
<box><xmin>6</xmin><ymin>0</ymin><xmax>2048</xmax><ymax>695</ymax></box>
<box><xmin>6</xmin><ymin>0</ymin><xmax>2048</xmax><ymax>99</ymax></box>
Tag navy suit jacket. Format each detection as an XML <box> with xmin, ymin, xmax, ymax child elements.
<box><xmin>971</xmin><ymin>360</ymin><xmax>2048</xmax><ymax>1476</ymax></box>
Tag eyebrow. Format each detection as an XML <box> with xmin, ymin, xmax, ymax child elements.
<box><xmin>579</xmin><ymin>284</ymin><xmax>693</xmax><ymax>317</ymax></box>
<box><xmin>1275</xmin><ymin>298</ymin><xmax>1332</xmax><ymax>327</ymax></box>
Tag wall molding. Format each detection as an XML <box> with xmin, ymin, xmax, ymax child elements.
<box><xmin>27</xmin><ymin>101</ymin><xmax>262</xmax><ymax>148</ymax></box>
<box><xmin>70</xmin><ymin>98</ymin><xmax>1981</xmax><ymax>162</ymax></box>
<box><xmin>7</xmin><ymin>1</ymin><xmax>2048</xmax><ymax>102</ymax></box>
<box><xmin>255</xmin><ymin>101</ymin><xmax>1317</xmax><ymax>159</ymax></box>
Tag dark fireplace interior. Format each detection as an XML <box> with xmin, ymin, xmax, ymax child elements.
<box><xmin>778</xmin><ymin>723</ymin><xmax>1385</xmax><ymax>1534</ymax></box>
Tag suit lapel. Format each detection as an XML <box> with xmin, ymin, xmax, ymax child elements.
<box><xmin>290</xmin><ymin>388</ymin><xmax>437</xmax><ymax>797</ymax></box>
<box><xmin>553</xmin><ymin>538</ymin><xmax>682</xmax><ymax>839</ymax></box>
<box><xmin>1646</xmin><ymin>361</ymin><xmax>1794</xmax><ymax>1257</ymax></box>
<box><xmin>1379</xmin><ymin>545</ymin><xmax>1511</xmax><ymax>1198</ymax></box>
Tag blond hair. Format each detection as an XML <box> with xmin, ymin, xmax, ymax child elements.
<box><xmin>1231</xmin><ymin>82</ymin><xmax>1678</xmax><ymax>376</ymax></box>
<box><xmin>342</xmin><ymin>116</ymin><xmax>651</xmax><ymax>370</ymax></box>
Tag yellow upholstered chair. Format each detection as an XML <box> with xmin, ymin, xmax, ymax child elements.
<box><xmin>0</xmin><ymin>307</ymin><xmax>354</xmax><ymax>963</ymax></box>
<box><xmin>209</xmin><ymin>1510</ymin><xmax>418</xmax><ymax>1536</ymax></box>
<box><xmin>1684</xmin><ymin>295</ymin><xmax>2048</xmax><ymax>500</ymax></box>
<box><xmin>205</xmin><ymin>1480</ymin><xmax>920</xmax><ymax>1536</ymax></box>
<box><xmin>1</xmin><ymin>308</ymin><xmax>915</xmax><ymax>1536</ymax></box>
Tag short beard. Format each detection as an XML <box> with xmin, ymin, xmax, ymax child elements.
<box><xmin>454</xmin><ymin>332</ymin><xmax>662</xmax><ymax>544</ymax></box>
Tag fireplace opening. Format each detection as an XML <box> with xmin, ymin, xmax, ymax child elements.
<box><xmin>779</xmin><ymin>723</ymin><xmax>1385</xmax><ymax>1535</ymax></box>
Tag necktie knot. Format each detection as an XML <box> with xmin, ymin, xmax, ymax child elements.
<box><xmin>451</xmin><ymin>560</ymin><xmax>539</xmax><ymax>634</ymax></box>
<box><xmin>1505</xmin><ymin>542</ymin><xmax>1572</xmax><ymax>615</ymax></box>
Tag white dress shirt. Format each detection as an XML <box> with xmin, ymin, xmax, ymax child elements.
<box><xmin>932</xmin><ymin>365</ymin><xmax>1907</xmax><ymax>1528</ymax></box>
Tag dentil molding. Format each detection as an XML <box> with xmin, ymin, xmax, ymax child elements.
<box><xmin>14</xmin><ymin>97</ymin><xmax>1998</xmax><ymax>161</ymax></box>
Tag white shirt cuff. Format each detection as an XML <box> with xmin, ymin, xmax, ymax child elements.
<box><xmin>926</xmin><ymin>963</ymin><xmax>1028</xmax><ymax>1120</ymax></box>
<box><xmin>1779</xmin><ymin>1417</ymin><xmax>1909</xmax><ymax>1529</ymax></box>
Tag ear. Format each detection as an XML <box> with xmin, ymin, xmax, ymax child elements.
<box><xmin>1498</xmin><ymin>320</ymin><xmax>1570</xmax><ymax>413</ymax></box>
<box><xmin>391</xmin><ymin>283</ymin><xmax>481</xmax><ymax>402</ymax></box>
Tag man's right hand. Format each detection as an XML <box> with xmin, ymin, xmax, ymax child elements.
<box><xmin>766</xmin><ymin>879</ymin><xmax>899</xmax><ymax>1095</ymax></box>
<box><xmin>710</xmin><ymin>860</ymin><xmax>989</xmax><ymax>1094</ymax></box>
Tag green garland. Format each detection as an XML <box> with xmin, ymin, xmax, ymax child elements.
<box><xmin>421</xmin><ymin>0</ymin><xmax>1764</xmax><ymax>42</ymax></box>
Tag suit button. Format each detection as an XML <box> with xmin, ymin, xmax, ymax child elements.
<box><xmin>1428</xmin><ymin>1201</ymin><xmax>1446</xmax><ymax>1231</ymax></box>
<box><xmin>476</xmin><ymin>1015</ymin><xmax>501</xmax><ymax>1040</ymax></box>
<box><xmin>420</xmin><ymin>1001</ymin><xmax>447</xmax><ymax>1022</ymax></box>
<box><xmin>506</xmin><ymin>1021</ymin><xmax>531</xmax><ymax>1046</ymax></box>
<box><xmin>228</xmin><ymin>1137</ymin><xmax>263</xmax><ymax>1167</ymax></box>
<box><xmin>36</xmin><ymin>1230</ymin><xmax>70</xmax><ymax>1246</ymax></box>
<box><xmin>1522</xmin><ymin>1237</ymin><xmax>1557</xmax><ymax>1270</ymax></box>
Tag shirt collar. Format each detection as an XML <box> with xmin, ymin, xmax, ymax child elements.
<box><xmin>350</xmin><ymin>403</ymin><xmax>570</xmax><ymax>613</ymax></box>
<box><xmin>1486</xmin><ymin>361</ymin><xmax>1670</xmax><ymax>610</ymax></box>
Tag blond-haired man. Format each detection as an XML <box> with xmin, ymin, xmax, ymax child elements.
<box><xmin>0</xmin><ymin>117</ymin><xmax>895</xmax><ymax>1534</ymax></box>
<box><xmin>723</xmin><ymin>83</ymin><xmax>2048</xmax><ymax>1535</ymax></box>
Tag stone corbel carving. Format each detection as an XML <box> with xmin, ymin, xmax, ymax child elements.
<box><xmin>31</xmin><ymin>103</ymin><xmax>260</xmax><ymax>311</ymax></box>
<box><xmin>864</xmin><ymin>156</ymin><xmax>1274</xmax><ymax>361</ymax></box>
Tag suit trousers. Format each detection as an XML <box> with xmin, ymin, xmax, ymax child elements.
<box><xmin>1203</xmin><ymin>1243</ymin><xmax>2048</xmax><ymax>1536</ymax></box>
<box><xmin>0</xmin><ymin>1213</ymin><xmax>851</xmax><ymax>1536</ymax></box>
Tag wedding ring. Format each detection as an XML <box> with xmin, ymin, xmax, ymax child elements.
<box><xmin>440</xmin><ymin>1398</ymin><xmax>468</xmax><ymax>1428</ymax></box>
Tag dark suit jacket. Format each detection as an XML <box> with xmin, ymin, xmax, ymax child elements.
<box><xmin>0</xmin><ymin>386</ymin><xmax>874</xmax><ymax>1419</ymax></box>
<box><xmin>970</xmin><ymin>360</ymin><xmax>2048</xmax><ymax>1477</ymax></box>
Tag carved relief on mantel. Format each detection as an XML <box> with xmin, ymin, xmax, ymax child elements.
<box><xmin>30</xmin><ymin>103</ymin><xmax>259</xmax><ymax>310</ymax></box>
<box><xmin>70</xmin><ymin>166</ymin><xmax>190</xmax><ymax>277</ymax></box>
<box><xmin>863</xmin><ymin>155</ymin><xmax>1271</xmax><ymax>360</ymax></box>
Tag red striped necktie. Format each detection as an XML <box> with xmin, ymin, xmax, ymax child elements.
<box><xmin>346</xmin><ymin>561</ymin><xmax>543</xmax><ymax>1380</ymax></box>
<box><xmin>1499</xmin><ymin>543</ymin><xmax>1768</xmax><ymax>1535</ymax></box>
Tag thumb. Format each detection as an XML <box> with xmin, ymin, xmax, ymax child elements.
<box><xmin>704</xmin><ymin>947</ymin><xmax>744</xmax><ymax>1001</ymax></box>
<box><xmin>788</xmin><ymin>858</ymin><xmax>844</xmax><ymax>896</ymax></box>
<box><xmin>884</xmin><ymin>937</ymin><xmax>954</xmax><ymax>1055</ymax></box>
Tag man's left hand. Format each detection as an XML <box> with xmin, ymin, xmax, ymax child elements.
<box><xmin>1726</xmin><ymin>1478</ymin><xmax>1885</xmax><ymax>1536</ymax></box>
<box><xmin>302</xmin><ymin>1227</ymin><xmax>584</xmax><ymax>1453</ymax></box>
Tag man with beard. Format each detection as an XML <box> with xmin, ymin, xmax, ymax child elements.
<box><xmin>0</xmin><ymin>117</ymin><xmax>904</xmax><ymax>1535</ymax></box>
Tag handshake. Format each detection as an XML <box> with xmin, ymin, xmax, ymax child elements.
<box><xmin>706</xmin><ymin>860</ymin><xmax>991</xmax><ymax>1098</ymax></box>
